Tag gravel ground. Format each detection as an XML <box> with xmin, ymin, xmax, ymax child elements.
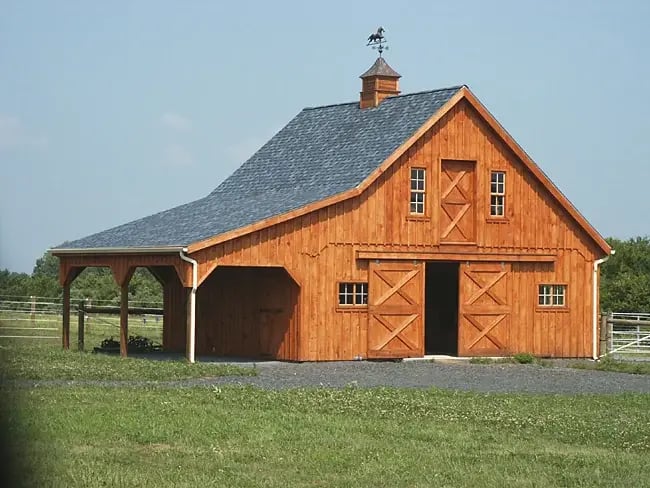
<box><xmin>11</xmin><ymin>360</ymin><xmax>650</xmax><ymax>394</ymax></box>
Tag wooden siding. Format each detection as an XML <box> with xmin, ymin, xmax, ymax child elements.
<box><xmin>192</xmin><ymin>99</ymin><xmax>600</xmax><ymax>359</ymax></box>
<box><xmin>159</xmin><ymin>267</ymin><xmax>187</xmax><ymax>353</ymax></box>
<box><xmin>57</xmin><ymin>96</ymin><xmax>602</xmax><ymax>360</ymax></box>
<box><xmin>195</xmin><ymin>266</ymin><xmax>300</xmax><ymax>360</ymax></box>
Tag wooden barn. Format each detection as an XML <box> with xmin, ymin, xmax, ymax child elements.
<box><xmin>52</xmin><ymin>55</ymin><xmax>612</xmax><ymax>362</ymax></box>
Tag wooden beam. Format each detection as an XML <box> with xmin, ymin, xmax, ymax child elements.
<box><xmin>146</xmin><ymin>266</ymin><xmax>167</xmax><ymax>286</ymax></box>
<box><xmin>197</xmin><ymin>260</ymin><xmax>219</xmax><ymax>287</ymax></box>
<box><xmin>120</xmin><ymin>281</ymin><xmax>130</xmax><ymax>358</ymax></box>
<box><xmin>62</xmin><ymin>282</ymin><xmax>70</xmax><ymax>350</ymax></box>
<box><xmin>185</xmin><ymin>287</ymin><xmax>195</xmax><ymax>363</ymax></box>
<box><xmin>58</xmin><ymin>261</ymin><xmax>84</xmax><ymax>287</ymax></box>
<box><xmin>356</xmin><ymin>251</ymin><xmax>556</xmax><ymax>263</ymax></box>
<box><xmin>111</xmin><ymin>264</ymin><xmax>135</xmax><ymax>288</ymax></box>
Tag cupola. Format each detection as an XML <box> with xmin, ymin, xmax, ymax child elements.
<box><xmin>359</xmin><ymin>56</ymin><xmax>401</xmax><ymax>109</ymax></box>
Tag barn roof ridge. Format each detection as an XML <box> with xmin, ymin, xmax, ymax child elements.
<box><xmin>304</xmin><ymin>85</ymin><xmax>465</xmax><ymax>111</ymax></box>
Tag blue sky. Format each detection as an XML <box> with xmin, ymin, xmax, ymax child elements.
<box><xmin>1</xmin><ymin>0</ymin><xmax>649</xmax><ymax>273</ymax></box>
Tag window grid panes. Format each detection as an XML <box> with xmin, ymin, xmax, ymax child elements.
<box><xmin>538</xmin><ymin>284</ymin><xmax>566</xmax><ymax>307</ymax></box>
<box><xmin>490</xmin><ymin>171</ymin><xmax>505</xmax><ymax>217</ymax></box>
<box><xmin>410</xmin><ymin>168</ymin><xmax>426</xmax><ymax>214</ymax></box>
<box><xmin>339</xmin><ymin>282</ymin><xmax>368</xmax><ymax>306</ymax></box>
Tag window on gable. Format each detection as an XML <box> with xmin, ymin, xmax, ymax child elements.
<box><xmin>410</xmin><ymin>168</ymin><xmax>426</xmax><ymax>214</ymax></box>
<box><xmin>338</xmin><ymin>282</ymin><xmax>368</xmax><ymax>306</ymax></box>
<box><xmin>538</xmin><ymin>284</ymin><xmax>566</xmax><ymax>307</ymax></box>
<box><xmin>490</xmin><ymin>171</ymin><xmax>506</xmax><ymax>217</ymax></box>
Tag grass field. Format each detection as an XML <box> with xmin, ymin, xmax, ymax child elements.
<box><xmin>3</xmin><ymin>386</ymin><xmax>650</xmax><ymax>488</ymax></box>
<box><xmin>0</xmin><ymin>312</ymin><xmax>255</xmax><ymax>381</ymax></box>
<box><xmin>1</xmin><ymin>314</ymin><xmax>650</xmax><ymax>487</ymax></box>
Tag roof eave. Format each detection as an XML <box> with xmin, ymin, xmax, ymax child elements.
<box><xmin>49</xmin><ymin>246</ymin><xmax>187</xmax><ymax>255</ymax></box>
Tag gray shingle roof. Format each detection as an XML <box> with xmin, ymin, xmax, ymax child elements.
<box><xmin>56</xmin><ymin>86</ymin><xmax>462</xmax><ymax>250</ymax></box>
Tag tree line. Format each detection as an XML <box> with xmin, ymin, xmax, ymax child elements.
<box><xmin>1</xmin><ymin>236</ymin><xmax>649</xmax><ymax>312</ymax></box>
<box><xmin>0</xmin><ymin>252</ymin><xmax>162</xmax><ymax>307</ymax></box>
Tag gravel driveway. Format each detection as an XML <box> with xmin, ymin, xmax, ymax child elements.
<box><xmin>16</xmin><ymin>360</ymin><xmax>650</xmax><ymax>394</ymax></box>
<box><xmin>182</xmin><ymin>360</ymin><xmax>650</xmax><ymax>394</ymax></box>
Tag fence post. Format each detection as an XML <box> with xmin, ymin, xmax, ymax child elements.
<box><xmin>608</xmin><ymin>312</ymin><xmax>614</xmax><ymax>355</ymax></box>
<box><xmin>30</xmin><ymin>295</ymin><xmax>36</xmax><ymax>325</ymax></box>
<box><xmin>78</xmin><ymin>301</ymin><xmax>85</xmax><ymax>352</ymax></box>
<box><xmin>85</xmin><ymin>298</ymin><xmax>90</xmax><ymax>333</ymax></box>
<box><xmin>599</xmin><ymin>313</ymin><xmax>608</xmax><ymax>357</ymax></box>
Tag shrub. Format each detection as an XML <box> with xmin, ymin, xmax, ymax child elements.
<box><xmin>513</xmin><ymin>353</ymin><xmax>536</xmax><ymax>364</ymax></box>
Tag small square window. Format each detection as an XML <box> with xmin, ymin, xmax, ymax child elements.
<box><xmin>410</xmin><ymin>168</ymin><xmax>426</xmax><ymax>215</ymax></box>
<box><xmin>490</xmin><ymin>171</ymin><xmax>506</xmax><ymax>217</ymax></box>
<box><xmin>538</xmin><ymin>284</ymin><xmax>566</xmax><ymax>307</ymax></box>
<box><xmin>338</xmin><ymin>282</ymin><xmax>368</xmax><ymax>306</ymax></box>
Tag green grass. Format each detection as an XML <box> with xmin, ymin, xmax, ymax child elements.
<box><xmin>569</xmin><ymin>356</ymin><xmax>650</xmax><ymax>375</ymax></box>
<box><xmin>0</xmin><ymin>315</ymin><xmax>255</xmax><ymax>381</ymax></box>
<box><xmin>2</xmin><ymin>386</ymin><xmax>649</xmax><ymax>488</ymax></box>
<box><xmin>2</xmin><ymin>313</ymin><xmax>650</xmax><ymax>487</ymax></box>
<box><xmin>469</xmin><ymin>354</ymin><xmax>550</xmax><ymax>367</ymax></box>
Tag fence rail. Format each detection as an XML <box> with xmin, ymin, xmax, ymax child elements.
<box><xmin>602</xmin><ymin>313</ymin><xmax>650</xmax><ymax>360</ymax></box>
<box><xmin>0</xmin><ymin>295</ymin><xmax>163</xmax><ymax>343</ymax></box>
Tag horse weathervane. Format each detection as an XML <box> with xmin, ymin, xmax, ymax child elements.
<box><xmin>367</xmin><ymin>26</ymin><xmax>388</xmax><ymax>57</ymax></box>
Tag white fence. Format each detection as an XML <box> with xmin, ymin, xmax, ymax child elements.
<box><xmin>0</xmin><ymin>295</ymin><xmax>163</xmax><ymax>341</ymax></box>
<box><xmin>604</xmin><ymin>313</ymin><xmax>650</xmax><ymax>359</ymax></box>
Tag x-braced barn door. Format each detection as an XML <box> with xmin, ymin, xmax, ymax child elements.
<box><xmin>440</xmin><ymin>160</ymin><xmax>476</xmax><ymax>244</ymax></box>
<box><xmin>368</xmin><ymin>261</ymin><xmax>424</xmax><ymax>358</ymax></box>
<box><xmin>458</xmin><ymin>262</ymin><xmax>511</xmax><ymax>356</ymax></box>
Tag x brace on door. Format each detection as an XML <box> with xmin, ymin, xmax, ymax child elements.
<box><xmin>441</xmin><ymin>169</ymin><xmax>471</xmax><ymax>239</ymax></box>
<box><xmin>372</xmin><ymin>313</ymin><xmax>419</xmax><ymax>350</ymax></box>
<box><xmin>372</xmin><ymin>269</ymin><xmax>419</xmax><ymax>306</ymax></box>
<box><xmin>464</xmin><ymin>314</ymin><xmax>507</xmax><ymax>349</ymax></box>
<box><xmin>464</xmin><ymin>270</ymin><xmax>507</xmax><ymax>305</ymax></box>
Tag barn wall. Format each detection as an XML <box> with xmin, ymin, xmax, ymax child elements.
<box><xmin>162</xmin><ymin>269</ymin><xmax>187</xmax><ymax>353</ymax></box>
<box><xmin>195</xmin><ymin>267</ymin><xmax>300</xmax><ymax>360</ymax></box>
<box><xmin>193</xmin><ymin>99</ymin><xmax>602</xmax><ymax>359</ymax></box>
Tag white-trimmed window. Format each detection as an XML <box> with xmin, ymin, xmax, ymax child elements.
<box><xmin>338</xmin><ymin>282</ymin><xmax>368</xmax><ymax>306</ymax></box>
<box><xmin>410</xmin><ymin>168</ymin><xmax>426</xmax><ymax>214</ymax></box>
<box><xmin>490</xmin><ymin>171</ymin><xmax>505</xmax><ymax>217</ymax></box>
<box><xmin>538</xmin><ymin>284</ymin><xmax>566</xmax><ymax>307</ymax></box>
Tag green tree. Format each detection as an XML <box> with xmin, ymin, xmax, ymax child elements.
<box><xmin>0</xmin><ymin>250</ymin><xmax>162</xmax><ymax>305</ymax></box>
<box><xmin>601</xmin><ymin>237</ymin><xmax>650</xmax><ymax>312</ymax></box>
<box><xmin>32</xmin><ymin>252</ymin><xmax>60</xmax><ymax>279</ymax></box>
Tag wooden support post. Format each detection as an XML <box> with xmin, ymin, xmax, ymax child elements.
<box><xmin>186</xmin><ymin>287</ymin><xmax>194</xmax><ymax>362</ymax></box>
<box><xmin>120</xmin><ymin>283</ymin><xmax>129</xmax><ymax>358</ymax></box>
<box><xmin>599</xmin><ymin>313</ymin><xmax>608</xmax><ymax>357</ymax></box>
<box><xmin>78</xmin><ymin>301</ymin><xmax>85</xmax><ymax>352</ymax></box>
<box><xmin>62</xmin><ymin>284</ymin><xmax>70</xmax><ymax>350</ymax></box>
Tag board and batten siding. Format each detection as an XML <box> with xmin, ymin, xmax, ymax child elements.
<box><xmin>192</xmin><ymin>99</ymin><xmax>600</xmax><ymax>359</ymax></box>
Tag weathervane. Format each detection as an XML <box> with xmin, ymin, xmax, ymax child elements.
<box><xmin>366</xmin><ymin>26</ymin><xmax>388</xmax><ymax>57</ymax></box>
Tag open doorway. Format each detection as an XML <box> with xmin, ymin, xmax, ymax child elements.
<box><xmin>425</xmin><ymin>262</ymin><xmax>459</xmax><ymax>355</ymax></box>
<box><xmin>195</xmin><ymin>266</ymin><xmax>300</xmax><ymax>360</ymax></box>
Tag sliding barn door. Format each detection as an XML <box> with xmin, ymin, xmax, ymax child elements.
<box><xmin>368</xmin><ymin>261</ymin><xmax>424</xmax><ymax>358</ymax></box>
<box><xmin>440</xmin><ymin>160</ymin><xmax>476</xmax><ymax>244</ymax></box>
<box><xmin>458</xmin><ymin>262</ymin><xmax>511</xmax><ymax>356</ymax></box>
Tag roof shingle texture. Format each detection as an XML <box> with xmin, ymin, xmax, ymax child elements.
<box><xmin>57</xmin><ymin>86</ymin><xmax>462</xmax><ymax>249</ymax></box>
<box><xmin>360</xmin><ymin>57</ymin><xmax>401</xmax><ymax>78</ymax></box>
